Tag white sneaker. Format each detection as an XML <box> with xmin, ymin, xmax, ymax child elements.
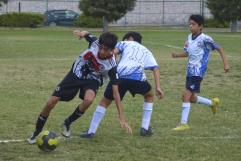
<box><xmin>61</xmin><ymin>123</ymin><xmax>71</xmax><ymax>138</ymax></box>
<box><xmin>27</xmin><ymin>133</ymin><xmax>36</xmax><ymax>144</ymax></box>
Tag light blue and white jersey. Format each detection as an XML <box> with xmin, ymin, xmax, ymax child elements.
<box><xmin>184</xmin><ymin>33</ymin><xmax>220</xmax><ymax>78</ymax></box>
<box><xmin>116</xmin><ymin>41</ymin><xmax>159</xmax><ymax>81</ymax></box>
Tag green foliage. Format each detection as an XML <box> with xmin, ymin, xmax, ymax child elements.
<box><xmin>79</xmin><ymin>0</ymin><xmax>136</xmax><ymax>22</ymax></box>
<box><xmin>204</xmin><ymin>18</ymin><xmax>229</xmax><ymax>28</ymax></box>
<box><xmin>206</xmin><ymin>0</ymin><xmax>241</xmax><ymax>22</ymax></box>
<box><xmin>74</xmin><ymin>14</ymin><xmax>103</xmax><ymax>28</ymax></box>
<box><xmin>0</xmin><ymin>12</ymin><xmax>43</xmax><ymax>27</ymax></box>
<box><xmin>0</xmin><ymin>0</ymin><xmax>8</xmax><ymax>7</ymax></box>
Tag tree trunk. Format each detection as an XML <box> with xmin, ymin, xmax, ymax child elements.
<box><xmin>230</xmin><ymin>20</ymin><xmax>237</xmax><ymax>32</ymax></box>
<box><xmin>103</xmin><ymin>16</ymin><xmax>108</xmax><ymax>33</ymax></box>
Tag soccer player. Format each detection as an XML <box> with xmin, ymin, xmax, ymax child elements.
<box><xmin>171</xmin><ymin>14</ymin><xmax>230</xmax><ymax>131</ymax></box>
<box><xmin>71</xmin><ymin>31</ymin><xmax>164</xmax><ymax>138</ymax></box>
<box><xmin>27</xmin><ymin>30</ymin><xmax>131</xmax><ymax>144</ymax></box>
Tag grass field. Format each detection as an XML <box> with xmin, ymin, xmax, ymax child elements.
<box><xmin>0</xmin><ymin>27</ymin><xmax>241</xmax><ymax>161</ymax></box>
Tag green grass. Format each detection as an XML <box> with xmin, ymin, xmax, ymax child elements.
<box><xmin>0</xmin><ymin>27</ymin><xmax>241</xmax><ymax>161</ymax></box>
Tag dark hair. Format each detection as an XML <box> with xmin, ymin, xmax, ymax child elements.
<box><xmin>189</xmin><ymin>14</ymin><xmax>204</xmax><ymax>26</ymax></box>
<box><xmin>99</xmin><ymin>32</ymin><xmax>118</xmax><ymax>49</ymax></box>
<box><xmin>122</xmin><ymin>31</ymin><xmax>142</xmax><ymax>44</ymax></box>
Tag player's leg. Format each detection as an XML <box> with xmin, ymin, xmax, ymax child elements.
<box><xmin>81</xmin><ymin>81</ymin><xmax>127</xmax><ymax>138</ymax></box>
<box><xmin>191</xmin><ymin>94</ymin><xmax>219</xmax><ymax>114</ymax></box>
<box><xmin>81</xmin><ymin>97</ymin><xmax>112</xmax><ymax>138</ymax></box>
<box><xmin>62</xmin><ymin>89</ymin><xmax>96</xmax><ymax>138</ymax></box>
<box><xmin>128</xmin><ymin>80</ymin><xmax>153</xmax><ymax>136</ymax></box>
<box><xmin>172</xmin><ymin>89</ymin><xmax>192</xmax><ymax>131</ymax></box>
<box><xmin>27</xmin><ymin>96</ymin><xmax>60</xmax><ymax>144</ymax></box>
<box><xmin>140</xmin><ymin>89</ymin><xmax>154</xmax><ymax>136</ymax></box>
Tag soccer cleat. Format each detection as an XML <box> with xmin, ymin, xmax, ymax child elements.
<box><xmin>211</xmin><ymin>98</ymin><xmax>220</xmax><ymax>114</ymax></box>
<box><xmin>27</xmin><ymin>133</ymin><xmax>37</xmax><ymax>144</ymax></box>
<box><xmin>61</xmin><ymin>123</ymin><xmax>71</xmax><ymax>138</ymax></box>
<box><xmin>172</xmin><ymin>124</ymin><xmax>190</xmax><ymax>131</ymax></box>
<box><xmin>80</xmin><ymin>130</ymin><xmax>95</xmax><ymax>139</ymax></box>
<box><xmin>140</xmin><ymin>127</ymin><xmax>153</xmax><ymax>136</ymax></box>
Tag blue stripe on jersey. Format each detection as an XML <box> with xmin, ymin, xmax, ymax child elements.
<box><xmin>144</xmin><ymin>66</ymin><xmax>159</xmax><ymax>70</ymax></box>
<box><xmin>200</xmin><ymin>47</ymin><xmax>210</xmax><ymax>77</ymax></box>
<box><xmin>116</xmin><ymin>42</ymin><xmax>125</xmax><ymax>53</ymax></box>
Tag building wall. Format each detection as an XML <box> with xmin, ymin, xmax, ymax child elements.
<box><xmin>0</xmin><ymin>0</ymin><xmax>211</xmax><ymax>25</ymax></box>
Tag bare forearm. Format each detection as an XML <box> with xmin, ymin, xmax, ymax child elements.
<box><xmin>153</xmin><ymin>68</ymin><xmax>160</xmax><ymax>89</ymax></box>
<box><xmin>172</xmin><ymin>52</ymin><xmax>188</xmax><ymax>58</ymax></box>
<box><xmin>217</xmin><ymin>47</ymin><xmax>230</xmax><ymax>72</ymax></box>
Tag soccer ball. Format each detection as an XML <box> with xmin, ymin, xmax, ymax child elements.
<box><xmin>36</xmin><ymin>130</ymin><xmax>58</xmax><ymax>152</ymax></box>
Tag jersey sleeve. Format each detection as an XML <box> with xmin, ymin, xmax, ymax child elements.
<box><xmin>84</xmin><ymin>33</ymin><xmax>98</xmax><ymax>48</ymax></box>
<box><xmin>115</xmin><ymin>41</ymin><xmax>126</xmax><ymax>54</ymax></box>
<box><xmin>144</xmin><ymin>49</ymin><xmax>159</xmax><ymax>70</ymax></box>
<box><xmin>183</xmin><ymin>40</ymin><xmax>189</xmax><ymax>55</ymax></box>
<box><xmin>108</xmin><ymin>66</ymin><xmax>119</xmax><ymax>85</ymax></box>
<box><xmin>204</xmin><ymin>35</ymin><xmax>220</xmax><ymax>51</ymax></box>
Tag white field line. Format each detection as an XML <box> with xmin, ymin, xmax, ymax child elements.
<box><xmin>1</xmin><ymin>136</ymin><xmax>240</xmax><ymax>144</ymax></box>
<box><xmin>0</xmin><ymin>136</ymin><xmax>78</xmax><ymax>144</ymax></box>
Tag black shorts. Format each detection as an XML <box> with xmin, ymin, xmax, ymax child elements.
<box><xmin>104</xmin><ymin>79</ymin><xmax>152</xmax><ymax>100</ymax></box>
<box><xmin>185</xmin><ymin>76</ymin><xmax>203</xmax><ymax>93</ymax></box>
<box><xmin>52</xmin><ymin>71</ymin><xmax>99</xmax><ymax>101</ymax></box>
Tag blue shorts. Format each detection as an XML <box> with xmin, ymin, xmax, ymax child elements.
<box><xmin>104</xmin><ymin>79</ymin><xmax>152</xmax><ymax>100</ymax></box>
<box><xmin>185</xmin><ymin>76</ymin><xmax>203</xmax><ymax>93</ymax></box>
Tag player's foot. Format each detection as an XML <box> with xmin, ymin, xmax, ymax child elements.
<box><xmin>172</xmin><ymin>124</ymin><xmax>190</xmax><ymax>131</ymax></box>
<box><xmin>211</xmin><ymin>97</ymin><xmax>220</xmax><ymax>114</ymax></box>
<box><xmin>61</xmin><ymin>123</ymin><xmax>71</xmax><ymax>138</ymax></box>
<box><xmin>140</xmin><ymin>127</ymin><xmax>153</xmax><ymax>136</ymax></box>
<box><xmin>80</xmin><ymin>130</ymin><xmax>95</xmax><ymax>139</ymax></box>
<box><xmin>27</xmin><ymin>133</ymin><xmax>37</xmax><ymax>144</ymax></box>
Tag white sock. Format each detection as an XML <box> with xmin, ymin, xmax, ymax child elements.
<box><xmin>88</xmin><ymin>105</ymin><xmax>106</xmax><ymax>134</ymax></box>
<box><xmin>141</xmin><ymin>102</ymin><xmax>153</xmax><ymax>130</ymax></box>
<box><xmin>197</xmin><ymin>96</ymin><xmax>212</xmax><ymax>106</ymax></box>
<box><xmin>180</xmin><ymin>102</ymin><xmax>191</xmax><ymax>124</ymax></box>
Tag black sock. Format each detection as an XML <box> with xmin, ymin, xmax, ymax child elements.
<box><xmin>64</xmin><ymin>106</ymin><xmax>84</xmax><ymax>126</ymax></box>
<box><xmin>33</xmin><ymin>114</ymin><xmax>48</xmax><ymax>137</ymax></box>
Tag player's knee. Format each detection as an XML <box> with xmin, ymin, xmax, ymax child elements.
<box><xmin>83</xmin><ymin>97</ymin><xmax>94</xmax><ymax>106</ymax></box>
<box><xmin>144</xmin><ymin>91</ymin><xmax>154</xmax><ymax>102</ymax></box>
<box><xmin>46</xmin><ymin>97</ymin><xmax>59</xmax><ymax>108</ymax></box>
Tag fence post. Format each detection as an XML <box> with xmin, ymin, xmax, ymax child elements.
<box><xmin>18</xmin><ymin>1</ymin><xmax>21</xmax><ymax>13</ymax></box>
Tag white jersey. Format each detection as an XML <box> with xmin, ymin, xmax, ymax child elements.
<box><xmin>116</xmin><ymin>41</ymin><xmax>158</xmax><ymax>81</ymax></box>
<box><xmin>184</xmin><ymin>33</ymin><xmax>220</xmax><ymax>78</ymax></box>
<box><xmin>72</xmin><ymin>39</ymin><xmax>116</xmax><ymax>85</ymax></box>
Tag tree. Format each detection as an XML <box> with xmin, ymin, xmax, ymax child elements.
<box><xmin>79</xmin><ymin>0</ymin><xmax>136</xmax><ymax>32</ymax></box>
<box><xmin>0</xmin><ymin>0</ymin><xmax>7</xmax><ymax>7</ymax></box>
<box><xmin>206</xmin><ymin>0</ymin><xmax>241</xmax><ymax>32</ymax></box>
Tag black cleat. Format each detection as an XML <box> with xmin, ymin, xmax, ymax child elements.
<box><xmin>80</xmin><ymin>130</ymin><xmax>95</xmax><ymax>139</ymax></box>
<box><xmin>140</xmin><ymin>127</ymin><xmax>153</xmax><ymax>137</ymax></box>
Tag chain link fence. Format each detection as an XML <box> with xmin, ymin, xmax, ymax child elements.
<box><xmin>0</xmin><ymin>0</ymin><xmax>212</xmax><ymax>26</ymax></box>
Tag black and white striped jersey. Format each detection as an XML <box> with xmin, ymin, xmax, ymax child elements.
<box><xmin>72</xmin><ymin>34</ymin><xmax>118</xmax><ymax>85</ymax></box>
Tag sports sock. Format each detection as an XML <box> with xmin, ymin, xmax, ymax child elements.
<box><xmin>180</xmin><ymin>102</ymin><xmax>191</xmax><ymax>124</ymax></box>
<box><xmin>141</xmin><ymin>102</ymin><xmax>153</xmax><ymax>130</ymax></box>
<box><xmin>197</xmin><ymin>96</ymin><xmax>212</xmax><ymax>106</ymax></box>
<box><xmin>88</xmin><ymin>105</ymin><xmax>106</xmax><ymax>134</ymax></box>
<box><xmin>33</xmin><ymin>114</ymin><xmax>48</xmax><ymax>137</ymax></box>
<box><xmin>64</xmin><ymin>106</ymin><xmax>84</xmax><ymax>126</ymax></box>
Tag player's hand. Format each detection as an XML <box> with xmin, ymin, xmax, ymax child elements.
<box><xmin>73</xmin><ymin>30</ymin><xmax>89</xmax><ymax>39</ymax></box>
<box><xmin>224</xmin><ymin>64</ymin><xmax>230</xmax><ymax>73</ymax></box>
<box><xmin>156</xmin><ymin>88</ymin><xmax>164</xmax><ymax>99</ymax></box>
<box><xmin>119</xmin><ymin>118</ymin><xmax>132</xmax><ymax>134</ymax></box>
<box><xmin>172</xmin><ymin>52</ymin><xmax>178</xmax><ymax>58</ymax></box>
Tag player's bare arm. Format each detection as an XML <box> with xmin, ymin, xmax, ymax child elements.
<box><xmin>153</xmin><ymin>68</ymin><xmax>164</xmax><ymax>99</ymax></box>
<box><xmin>216</xmin><ymin>47</ymin><xmax>230</xmax><ymax>73</ymax></box>
<box><xmin>172</xmin><ymin>52</ymin><xmax>188</xmax><ymax>58</ymax></box>
<box><xmin>112</xmin><ymin>85</ymin><xmax>132</xmax><ymax>134</ymax></box>
<box><xmin>73</xmin><ymin>30</ymin><xmax>89</xmax><ymax>39</ymax></box>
